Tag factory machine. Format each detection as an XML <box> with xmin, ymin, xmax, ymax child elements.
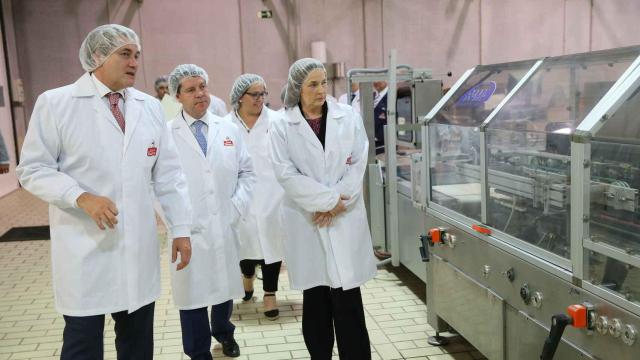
<box><xmin>416</xmin><ymin>46</ymin><xmax>640</xmax><ymax>359</ymax></box>
<box><xmin>346</xmin><ymin>52</ymin><xmax>442</xmax><ymax>280</ymax></box>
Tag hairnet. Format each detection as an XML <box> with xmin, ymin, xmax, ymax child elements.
<box><xmin>168</xmin><ymin>64</ymin><xmax>209</xmax><ymax>98</ymax></box>
<box><xmin>284</xmin><ymin>58</ymin><xmax>326</xmax><ymax>108</ymax></box>
<box><xmin>230</xmin><ymin>74</ymin><xmax>266</xmax><ymax>110</ymax></box>
<box><xmin>154</xmin><ymin>76</ymin><xmax>168</xmax><ymax>89</ymax></box>
<box><xmin>79</xmin><ymin>24</ymin><xmax>141</xmax><ymax>73</ymax></box>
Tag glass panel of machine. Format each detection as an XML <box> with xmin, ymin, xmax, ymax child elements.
<box><xmin>594</xmin><ymin>80</ymin><xmax>640</xmax><ymax>141</ymax></box>
<box><xmin>396</xmin><ymin>82</ymin><xmax>417</xmax><ymax>183</ymax></box>
<box><xmin>587</xmin><ymin>252</ymin><xmax>640</xmax><ymax>306</ymax></box>
<box><xmin>432</xmin><ymin>59</ymin><xmax>537</xmax><ymax>127</ymax></box>
<box><xmin>485</xmin><ymin>48</ymin><xmax>638</xmax><ymax>260</ymax></box>
<box><xmin>397</xmin><ymin>82</ymin><xmax>413</xmax><ymax>145</ymax></box>
<box><xmin>589</xmin><ymin>140</ymin><xmax>640</xmax><ymax>259</ymax></box>
<box><xmin>429</xmin><ymin>60</ymin><xmax>536</xmax><ymax>221</ymax></box>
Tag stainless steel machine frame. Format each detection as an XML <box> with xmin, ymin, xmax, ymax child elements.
<box><xmin>347</xmin><ymin>52</ymin><xmax>442</xmax><ymax>280</ymax></box>
<box><xmin>419</xmin><ymin>46</ymin><xmax>640</xmax><ymax>359</ymax></box>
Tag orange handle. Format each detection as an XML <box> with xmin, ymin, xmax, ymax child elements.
<box><xmin>472</xmin><ymin>224</ymin><xmax>492</xmax><ymax>235</ymax></box>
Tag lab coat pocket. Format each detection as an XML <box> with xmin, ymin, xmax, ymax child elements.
<box><xmin>339</xmin><ymin>137</ymin><xmax>355</xmax><ymax>159</ymax></box>
<box><xmin>222</xmin><ymin>146</ymin><xmax>238</xmax><ymax>170</ymax></box>
<box><xmin>191</xmin><ymin>195</ymin><xmax>212</xmax><ymax>233</ymax></box>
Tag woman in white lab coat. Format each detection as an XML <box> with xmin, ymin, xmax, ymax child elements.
<box><xmin>224</xmin><ymin>74</ymin><xmax>285</xmax><ymax>320</ymax></box>
<box><xmin>167</xmin><ymin>64</ymin><xmax>254</xmax><ymax>359</ymax></box>
<box><xmin>269</xmin><ymin>58</ymin><xmax>377</xmax><ymax>359</ymax></box>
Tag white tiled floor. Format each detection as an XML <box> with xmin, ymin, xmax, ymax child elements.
<box><xmin>0</xmin><ymin>190</ymin><xmax>484</xmax><ymax>359</ymax></box>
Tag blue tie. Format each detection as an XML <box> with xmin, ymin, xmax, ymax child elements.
<box><xmin>192</xmin><ymin>120</ymin><xmax>207</xmax><ymax>155</ymax></box>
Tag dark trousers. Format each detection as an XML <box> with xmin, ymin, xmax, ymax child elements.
<box><xmin>179</xmin><ymin>299</ymin><xmax>235</xmax><ymax>360</ymax></box>
<box><xmin>61</xmin><ymin>302</ymin><xmax>154</xmax><ymax>360</ymax></box>
<box><xmin>302</xmin><ymin>286</ymin><xmax>371</xmax><ymax>360</ymax></box>
<box><xmin>239</xmin><ymin>259</ymin><xmax>282</xmax><ymax>292</ymax></box>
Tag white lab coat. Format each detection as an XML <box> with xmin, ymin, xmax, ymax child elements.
<box><xmin>224</xmin><ymin>107</ymin><xmax>284</xmax><ymax>264</ymax></box>
<box><xmin>168</xmin><ymin>111</ymin><xmax>254</xmax><ymax>309</ymax></box>
<box><xmin>269</xmin><ymin>101</ymin><xmax>377</xmax><ymax>291</ymax></box>
<box><xmin>338</xmin><ymin>90</ymin><xmax>361</xmax><ymax>114</ymax></box>
<box><xmin>209</xmin><ymin>94</ymin><xmax>228</xmax><ymax>117</ymax></box>
<box><xmin>16</xmin><ymin>73</ymin><xmax>192</xmax><ymax>316</ymax></box>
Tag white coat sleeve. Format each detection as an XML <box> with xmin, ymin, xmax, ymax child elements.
<box><xmin>210</xmin><ymin>97</ymin><xmax>228</xmax><ymax>117</ymax></box>
<box><xmin>268</xmin><ymin>118</ymin><xmax>339</xmax><ymax>213</ymax></box>
<box><xmin>231</xmin><ymin>128</ymin><xmax>255</xmax><ymax>218</ymax></box>
<box><xmin>152</xmin><ymin>108</ymin><xmax>192</xmax><ymax>239</ymax></box>
<box><xmin>334</xmin><ymin>111</ymin><xmax>369</xmax><ymax>207</ymax></box>
<box><xmin>16</xmin><ymin>93</ymin><xmax>87</xmax><ymax>209</ymax></box>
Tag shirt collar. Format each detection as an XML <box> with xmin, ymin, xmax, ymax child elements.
<box><xmin>234</xmin><ymin>107</ymin><xmax>265</xmax><ymax>132</ymax></box>
<box><xmin>375</xmin><ymin>87</ymin><xmax>388</xmax><ymax>99</ymax></box>
<box><xmin>91</xmin><ymin>73</ymin><xmax>126</xmax><ymax>99</ymax></box>
<box><xmin>182</xmin><ymin>110</ymin><xmax>209</xmax><ymax>127</ymax></box>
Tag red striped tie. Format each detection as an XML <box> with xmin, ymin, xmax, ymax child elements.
<box><xmin>107</xmin><ymin>92</ymin><xmax>126</xmax><ymax>133</ymax></box>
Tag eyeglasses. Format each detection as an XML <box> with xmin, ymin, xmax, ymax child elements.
<box><xmin>244</xmin><ymin>91</ymin><xmax>268</xmax><ymax>99</ymax></box>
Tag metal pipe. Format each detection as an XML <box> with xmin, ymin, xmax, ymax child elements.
<box><xmin>346</xmin><ymin>65</ymin><xmax>413</xmax><ymax>104</ymax></box>
<box><xmin>386</xmin><ymin>49</ymin><xmax>400</xmax><ymax>267</ymax></box>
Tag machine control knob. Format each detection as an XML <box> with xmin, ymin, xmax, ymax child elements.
<box><xmin>501</xmin><ymin>268</ymin><xmax>515</xmax><ymax>282</ymax></box>
<box><xmin>622</xmin><ymin>324</ymin><xmax>637</xmax><ymax>346</ymax></box>
<box><xmin>428</xmin><ymin>227</ymin><xmax>446</xmax><ymax>245</ymax></box>
<box><xmin>447</xmin><ymin>234</ymin><xmax>458</xmax><ymax>248</ymax></box>
<box><xmin>531</xmin><ymin>291</ymin><xmax>544</xmax><ymax>308</ymax></box>
<box><xmin>609</xmin><ymin>318</ymin><xmax>623</xmax><ymax>338</ymax></box>
<box><xmin>595</xmin><ymin>316</ymin><xmax>609</xmax><ymax>335</ymax></box>
<box><xmin>520</xmin><ymin>283</ymin><xmax>531</xmax><ymax>304</ymax></box>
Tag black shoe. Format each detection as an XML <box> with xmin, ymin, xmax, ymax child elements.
<box><xmin>263</xmin><ymin>293</ymin><xmax>279</xmax><ymax>320</ymax></box>
<box><xmin>242</xmin><ymin>290</ymin><xmax>254</xmax><ymax>302</ymax></box>
<box><xmin>221</xmin><ymin>338</ymin><xmax>240</xmax><ymax>358</ymax></box>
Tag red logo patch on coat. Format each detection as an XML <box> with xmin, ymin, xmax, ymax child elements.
<box><xmin>147</xmin><ymin>141</ymin><xmax>158</xmax><ymax>156</ymax></box>
<box><xmin>223</xmin><ymin>137</ymin><xmax>234</xmax><ymax>146</ymax></box>
<box><xmin>346</xmin><ymin>155</ymin><xmax>352</xmax><ymax>165</ymax></box>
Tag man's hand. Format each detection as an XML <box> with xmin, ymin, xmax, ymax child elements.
<box><xmin>172</xmin><ymin>237</ymin><xmax>192</xmax><ymax>271</ymax></box>
<box><xmin>76</xmin><ymin>192</ymin><xmax>119</xmax><ymax>230</ymax></box>
<box><xmin>0</xmin><ymin>164</ymin><xmax>9</xmax><ymax>174</ymax></box>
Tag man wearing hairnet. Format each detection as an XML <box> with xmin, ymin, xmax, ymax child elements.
<box><xmin>270</xmin><ymin>58</ymin><xmax>377</xmax><ymax>359</ymax></box>
<box><xmin>16</xmin><ymin>24</ymin><xmax>193</xmax><ymax>359</ymax></box>
<box><xmin>224</xmin><ymin>74</ymin><xmax>285</xmax><ymax>321</ymax></box>
<box><xmin>155</xmin><ymin>75</ymin><xmax>169</xmax><ymax>100</ymax></box>
<box><xmin>167</xmin><ymin>64</ymin><xmax>254</xmax><ymax>359</ymax></box>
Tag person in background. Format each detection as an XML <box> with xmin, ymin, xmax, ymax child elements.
<box><xmin>207</xmin><ymin>76</ymin><xmax>229</xmax><ymax>116</ymax></box>
<box><xmin>225</xmin><ymin>74</ymin><xmax>285</xmax><ymax>320</ymax></box>
<box><xmin>0</xmin><ymin>131</ymin><xmax>9</xmax><ymax>174</ymax></box>
<box><xmin>338</xmin><ymin>81</ymin><xmax>360</xmax><ymax>113</ymax></box>
<box><xmin>16</xmin><ymin>24</ymin><xmax>192</xmax><ymax>359</ymax></box>
<box><xmin>373</xmin><ymin>81</ymin><xmax>388</xmax><ymax>154</ymax></box>
<box><xmin>270</xmin><ymin>58</ymin><xmax>377</xmax><ymax>359</ymax></box>
<box><xmin>154</xmin><ymin>75</ymin><xmax>169</xmax><ymax>100</ymax></box>
<box><xmin>168</xmin><ymin>64</ymin><xmax>254</xmax><ymax>359</ymax></box>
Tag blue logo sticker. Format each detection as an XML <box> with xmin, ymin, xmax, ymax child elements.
<box><xmin>455</xmin><ymin>81</ymin><xmax>497</xmax><ymax>107</ymax></box>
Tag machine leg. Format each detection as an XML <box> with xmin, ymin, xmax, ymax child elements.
<box><xmin>427</xmin><ymin>331</ymin><xmax>450</xmax><ymax>346</ymax></box>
